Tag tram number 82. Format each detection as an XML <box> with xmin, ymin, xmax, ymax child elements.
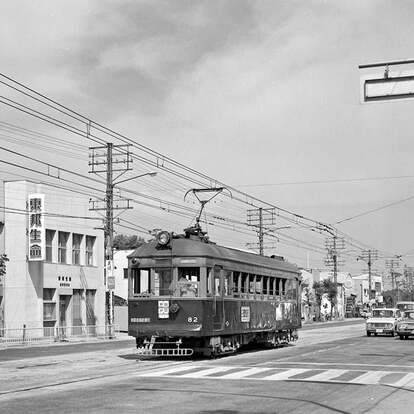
<box><xmin>187</xmin><ymin>316</ymin><xmax>199</xmax><ymax>323</ymax></box>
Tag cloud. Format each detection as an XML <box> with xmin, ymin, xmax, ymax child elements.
<box><xmin>59</xmin><ymin>0</ymin><xmax>260</xmax><ymax>117</ymax></box>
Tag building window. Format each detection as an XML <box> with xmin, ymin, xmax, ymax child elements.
<box><xmin>86</xmin><ymin>290</ymin><xmax>96</xmax><ymax>326</ymax></box>
<box><xmin>72</xmin><ymin>233</ymin><xmax>82</xmax><ymax>265</ymax></box>
<box><xmin>123</xmin><ymin>268</ymin><xmax>128</xmax><ymax>279</ymax></box>
<box><xmin>58</xmin><ymin>232</ymin><xmax>69</xmax><ymax>263</ymax></box>
<box><xmin>45</xmin><ymin>229</ymin><xmax>55</xmax><ymax>262</ymax></box>
<box><xmin>85</xmin><ymin>236</ymin><xmax>95</xmax><ymax>266</ymax></box>
<box><xmin>43</xmin><ymin>288</ymin><xmax>56</xmax><ymax>330</ymax></box>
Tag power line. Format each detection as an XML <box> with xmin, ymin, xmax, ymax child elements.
<box><xmin>334</xmin><ymin>194</ymin><xmax>414</xmax><ymax>224</ymax></box>
<box><xmin>236</xmin><ymin>174</ymin><xmax>414</xmax><ymax>187</ymax></box>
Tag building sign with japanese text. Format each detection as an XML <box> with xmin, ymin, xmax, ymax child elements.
<box><xmin>28</xmin><ymin>193</ymin><xmax>45</xmax><ymax>261</ymax></box>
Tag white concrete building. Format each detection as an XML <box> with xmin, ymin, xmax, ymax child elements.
<box><xmin>351</xmin><ymin>273</ymin><xmax>383</xmax><ymax>305</ymax></box>
<box><xmin>113</xmin><ymin>249</ymin><xmax>133</xmax><ymax>301</ymax></box>
<box><xmin>1</xmin><ymin>180</ymin><xmax>105</xmax><ymax>338</ymax></box>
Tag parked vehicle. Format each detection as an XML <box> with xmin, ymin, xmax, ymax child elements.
<box><xmin>396</xmin><ymin>301</ymin><xmax>414</xmax><ymax>312</ymax></box>
<box><xmin>366</xmin><ymin>308</ymin><xmax>401</xmax><ymax>337</ymax></box>
<box><xmin>360</xmin><ymin>308</ymin><xmax>371</xmax><ymax>319</ymax></box>
<box><xmin>396</xmin><ymin>310</ymin><xmax>414</xmax><ymax>340</ymax></box>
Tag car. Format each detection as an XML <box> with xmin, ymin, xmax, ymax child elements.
<box><xmin>360</xmin><ymin>308</ymin><xmax>371</xmax><ymax>319</ymax></box>
<box><xmin>396</xmin><ymin>310</ymin><xmax>414</xmax><ymax>340</ymax></box>
<box><xmin>365</xmin><ymin>308</ymin><xmax>402</xmax><ymax>337</ymax></box>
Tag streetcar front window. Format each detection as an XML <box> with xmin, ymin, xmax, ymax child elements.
<box><xmin>132</xmin><ymin>268</ymin><xmax>150</xmax><ymax>295</ymax></box>
<box><xmin>177</xmin><ymin>267</ymin><xmax>200</xmax><ymax>297</ymax></box>
<box><xmin>154</xmin><ymin>268</ymin><xmax>173</xmax><ymax>296</ymax></box>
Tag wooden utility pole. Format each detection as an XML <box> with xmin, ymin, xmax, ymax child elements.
<box><xmin>89</xmin><ymin>143</ymin><xmax>133</xmax><ymax>330</ymax></box>
<box><xmin>358</xmin><ymin>250</ymin><xmax>378</xmax><ymax>302</ymax></box>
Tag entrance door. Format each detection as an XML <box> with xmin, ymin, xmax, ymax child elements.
<box><xmin>213</xmin><ymin>266</ymin><xmax>224</xmax><ymax>330</ymax></box>
<box><xmin>59</xmin><ymin>295</ymin><xmax>70</xmax><ymax>338</ymax></box>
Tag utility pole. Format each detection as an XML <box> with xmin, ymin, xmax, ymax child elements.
<box><xmin>247</xmin><ymin>207</ymin><xmax>276</xmax><ymax>255</ymax></box>
<box><xmin>89</xmin><ymin>143</ymin><xmax>133</xmax><ymax>332</ymax></box>
<box><xmin>357</xmin><ymin>249</ymin><xmax>378</xmax><ymax>303</ymax></box>
<box><xmin>325</xmin><ymin>236</ymin><xmax>345</xmax><ymax>285</ymax></box>
<box><xmin>324</xmin><ymin>235</ymin><xmax>345</xmax><ymax>318</ymax></box>
<box><xmin>385</xmin><ymin>258</ymin><xmax>401</xmax><ymax>306</ymax></box>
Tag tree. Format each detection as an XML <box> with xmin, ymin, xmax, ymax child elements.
<box><xmin>0</xmin><ymin>254</ymin><xmax>8</xmax><ymax>276</ymax></box>
<box><xmin>113</xmin><ymin>234</ymin><xmax>146</xmax><ymax>250</ymax></box>
<box><xmin>301</xmin><ymin>281</ymin><xmax>314</xmax><ymax>322</ymax></box>
<box><xmin>313</xmin><ymin>281</ymin><xmax>325</xmax><ymax>321</ymax></box>
<box><xmin>323</xmin><ymin>279</ymin><xmax>338</xmax><ymax>319</ymax></box>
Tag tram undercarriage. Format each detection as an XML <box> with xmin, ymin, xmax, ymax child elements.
<box><xmin>136</xmin><ymin>329</ymin><xmax>298</xmax><ymax>358</ymax></box>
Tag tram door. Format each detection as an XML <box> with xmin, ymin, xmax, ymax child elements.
<box><xmin>213</xmin><ymin>266</ymin><xmax>224</xmax><ymax>330</ymax></box>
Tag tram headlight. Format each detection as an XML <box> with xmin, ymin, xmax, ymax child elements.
<box><xmin>157</xmin><ymin>231</ymin><xmax>171</xmax><ymax>246</ymax></box>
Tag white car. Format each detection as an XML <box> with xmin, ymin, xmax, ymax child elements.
<box><xmin>366</xmin><ymin>308</ymin><xmax>402</xmax><ymax>337</ymax></box>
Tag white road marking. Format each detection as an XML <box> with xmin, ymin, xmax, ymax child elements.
<box><xmin>264</xmin><ymin>361</ymin><xmax>414</xmax><ymax>369</ymax></box>
<box><xmin>302</xmin><ymin>369</ymin><xmax>347</xmax><ymax>382</ymax></box>
<box><xmin>179</xmin><ymin>366</ymin><xmax>234</xmax><ymax>378</ymax></box>
<box><xmin>139</xmin><ymin>364</ymin><xmax>197</xmax><ymax>377</ymax></box>
<box><xmin>390</xmin><ymin>372</ymin><xmax>414</xmax><ymax>388</ymax></box>
<box><xmin>218</xmin><ymin>367</ymin><xmax>273</xmax><ymax>379</ymax></box>
<box><xmin>137</xmin><ymin>365</ymin><xmax>414</xmax><ymax>389</ymax></box>
<box><xmin>349</xmin><ymin>371</ymin><xmax>389</xmax><ymax>384</ymax></box>
<box><xmin>260</xmin><ymin>368</ymin><xmax>308</xmax><ymax>381</ymax></box>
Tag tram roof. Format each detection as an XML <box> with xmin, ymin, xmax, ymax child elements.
<box><xmin>129</xmin><ymin>236</ymin><xmax>299</xmax><ymax>274</ymax></box>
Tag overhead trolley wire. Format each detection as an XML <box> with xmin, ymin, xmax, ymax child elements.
<box><xmin>0</xmin><ymin>72</ymin><xmax>336</xmax><ymax>233</ymax></box>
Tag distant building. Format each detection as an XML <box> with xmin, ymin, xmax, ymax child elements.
<box><xmin>0</xmin><ymin>180</ymin><xmax>105</xmax><ymax>338</ymax></box>
<box><xmin>300</xmin><ymin>269</ymin><xmax>355</xmax><ymax>321</ymax></box>
<box><xmin>351</xmin><ymin>273</ymin><xmax>383</xmax><ymax>306</ymax></box>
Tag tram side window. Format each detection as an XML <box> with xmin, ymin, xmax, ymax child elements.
<box><xmin>154</xmin><ymin>268</ymin><xmax>172</xmax><ymax>296</ymax></box>
<box><xmin>233</xmin><ymin>272</ymin><xmax>240</xmax><ymax>296</ymax></box>
<box><xmin>212</xmin><ymin>267</ymin><xmax>223</xmax><ymax>296</ymax></box>
<box><xmin>224</xmin><ymin>270</ymin><xmax>231</xmax><ymax>296</ymax></box>
<box><xmin>132</xmin><ymin>269</ymin><xmax>150</xmax><ymax>295</ymax></box>
<box><xmin>275</xmin><ymin>277</ymin><xmax>280</xmax><ymax>295</ymax></box>
<box><xmin>263</xmin><ymin>276</ymin><xmax>268</xmax><ymax>295</ymax></box>
<box><xmin>207</xmin><ymin>267</ymin><xmax>212</xmax><ymax>295</ymax></box>
<box><xmin>256</xmin><ymin>275</ymin><xmax>262</xmax><ymax>295</ymax></box>
<box><xmin>269</xmin><ymin>277</ymin><xmax>275</xmax><ymax>296</ymax></box>
<box><xmin>241</xmin><ymin>273</ymin><xmax>248</xmax><ymax>295</ymax></box>
<box><xmin>249</xmin><ymin>275</ymin><xmax>255</xmax><ymax>295</ymax></box>
<box><xmin>177</xmin><ymin>267</ymin><xmax>200</xmax><ymax>297</ymax></box>
<box><xmin>281</xmin><ymin>278</ymin><xmax>286</xmax><ymax>296</ymax></box>
<box><xmin>286</xmin><ymin>279</ymin><xmax>298</xmax><ymax>300</ymax></box>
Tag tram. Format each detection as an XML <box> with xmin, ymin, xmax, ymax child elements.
<box><xmin>127</xmin><ymin>224</ymin><xmax>301</xmax><ymax>357</ymax></box>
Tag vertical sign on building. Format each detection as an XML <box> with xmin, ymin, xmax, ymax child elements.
<box><xmin>28</xmin><ymin>193</ymin><xmax>45</xmax><ymax>261</ymax></box>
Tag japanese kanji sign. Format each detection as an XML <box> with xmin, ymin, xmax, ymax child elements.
<box><xmin>28</xmin><ymin>193</ymin><xmax>45</xmax><ymax>261</ymax></box>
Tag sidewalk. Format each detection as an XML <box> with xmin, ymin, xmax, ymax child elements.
<box><xmin>0</xmin><ymin>330</ymin><xmax>133</xmax><ymax>351</ymax></box>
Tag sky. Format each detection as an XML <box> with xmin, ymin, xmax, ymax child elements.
<box><xmin>1</xmin><ymin>0</ymin><xmax>414</xmax><ymax>273</ymax></box>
